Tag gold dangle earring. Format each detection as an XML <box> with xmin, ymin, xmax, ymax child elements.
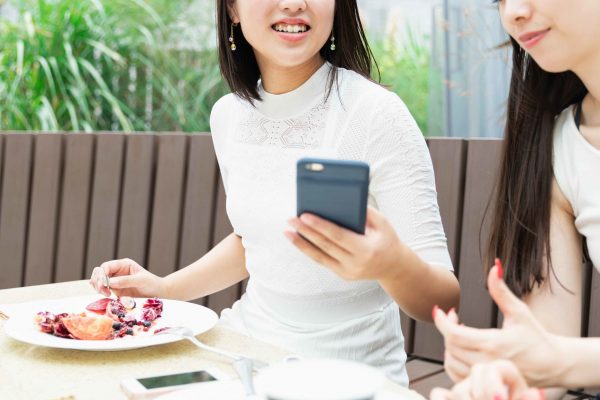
<box><xmin>229</xmin><ymin>22</ymin><xmax>238</xmax><ymax>51</ymax></box>
<box><xmin>329</xmin><ymin>32</ymin><xmax>336</xmax><ymax>51</ymax></box>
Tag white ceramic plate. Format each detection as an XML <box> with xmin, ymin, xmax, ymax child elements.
<box><xmin>3</xmin><ymin>295</ymin><xmax>218</xmax><ymax>351</ymax></box>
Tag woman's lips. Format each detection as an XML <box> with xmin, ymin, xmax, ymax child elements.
<box><xmin>519</xmin><ymin>29</ymin><xmax>550</xmax><ymax>49</ymax></box>
<box><xmin>273</xmin><ymin>30</ymin><xmax>310</xmax><ymax>43</ymax></box>
<box><xmin>272</xmin><ymin>24</ymin><xmax>311</xmax><ymax>43</ymax></box>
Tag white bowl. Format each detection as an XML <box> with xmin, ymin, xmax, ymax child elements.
<box><xmin>254</xmin><ymin>358</ymin><xmax>385</xmax><ymax>400</ymax></box>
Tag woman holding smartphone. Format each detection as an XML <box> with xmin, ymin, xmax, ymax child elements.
<box><xmin>90</xmin><ymin>0</ymin><xmax>459</xmax><ymax>385</ymax></box>
<box><xmin>430</xmin><ymin>0</ymin><xmax>600</xmax><ymax>396</ymax></box>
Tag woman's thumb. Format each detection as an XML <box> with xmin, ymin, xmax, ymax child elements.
<box><xmin>488</xmin><ymin>259</ymin><xmax>524</xmax><ymax>318</ymax></box>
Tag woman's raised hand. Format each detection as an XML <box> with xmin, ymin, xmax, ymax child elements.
<box><xmin>430</xmin><ymin>360</ymin><xmax>543</xmax><ymax>400</ymax></box>
<box><xmin>433</xmin><ymin>261</ymin><xmax>560</xmax><ymax>386</ymax></box>
<box><xmin>89</xmin><ymin>258</ymin><xmax>165</xmax><ymax>299</ymax></box>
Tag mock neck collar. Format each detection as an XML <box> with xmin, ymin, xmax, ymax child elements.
<box><xmin>255</xmin><ymin>62</ymin><xmax>333</xmax><ymax>119</ymax></box>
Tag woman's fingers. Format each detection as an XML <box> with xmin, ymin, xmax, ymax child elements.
<box><xmin>108</xmin><ymin>274</ymin><xmax>139</xmax><ymax>290</ymax></box>
<box><xmin>491</xmin><ymin>360</ymin><xmax>532</xmax><ymax>400</ymax></box>
<box><xmin>446</xmin><ymin>346</ymin><xmax>493</xmax><ymax>370</ymax></box>
<box><xmin>434</xmin><ymin>308</ymin><xmax>498</xmax><ymax>351</ymax></box>
<box><xmin>287</xmin><ymin>217</ymin><xmax>351</xmax><ymax>261</ymax></box>
<box><xmin>90</xmin><ymin>266</ymin><xmax>111</xmax><ymax>296</ymax></box>
<box><xmin>432</xmin><ymin>361</ymin><xmax>541</xmax><ymax>400</ymax></box>
<box><xmin>469</xmin><ymin>362</ymin><xmax>509</xmax><ymax>400</ymax></box>
<box><xmin>520</xmin><ymin>389</ymin><xmax>545</xmax><ymax>400</ymax></box>
<box><xmin>284</xmin><ymin>230</ymin><xmax>341</xmax><ymax>270</ymax></box>
<box><xmin>100</xmin><ymin>258</ymin><xmax>137</xmax><ymax>277</ymax></box>
<box><xmin>487</xmin><ymin>262</ymin><xmax>530</xmax><ymax>320</ymax></box>
<box><xmin>448</xmin><ymin>308</ymin><xmax>460</xmax><ymax>324</ymax></box>
<box><xmin>430</xmin><ymin>388</ymin><xmax>452</xmax><ymax>400</ymax></box>
<box><xmin>90</xmin><ymin>259</ymin><xmax>143</xmax><ymax>296</ymax></box>
<box><xmin>444</xmin><ymin>350</ymin><xmax>471</xmax><ymax>383</ymax></box>
<box><xmin>295</xmin><ymin>213</ymin><xmax>360</xmax><ymax>253</ymax></box>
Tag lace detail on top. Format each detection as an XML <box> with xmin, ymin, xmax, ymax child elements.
<box><xmin>236</xmin><ymin>101</ymin><xmax>329</xmax><ymax>149</ymax></box>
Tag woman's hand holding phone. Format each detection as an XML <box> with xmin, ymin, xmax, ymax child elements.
<box><xmin>285</xmin><ymin>206</ymin><xmax>405</xmax><ymax>282</ymax></box>
<box><xmin>289</xmin><ymin>157</ymin><xmax>406</xmax><ymax>282</ymax></box>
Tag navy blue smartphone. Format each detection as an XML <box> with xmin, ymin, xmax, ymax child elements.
<box><xmin>297</xmin><ymin>158</ymin><xmax>369</xmax><ymax>234</ymax></box>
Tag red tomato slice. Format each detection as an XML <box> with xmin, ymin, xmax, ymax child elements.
<box><xmin>85</xmin><ymin>298</ymin><xmax>112</xmax><ymax>313</ymax></box>
<box><xmin>62</xmin><ymin>315</ymin><xmax>114</xmax><ymax>340</ymax></box>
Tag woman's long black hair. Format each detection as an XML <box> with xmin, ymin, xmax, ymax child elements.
<box><xmin>487</xmin><ymin>38</ymin><xmax>587</xmax><ymax>297</ymax></box>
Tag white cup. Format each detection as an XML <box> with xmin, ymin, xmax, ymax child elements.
<box><xmin>254</xmin><ymin>358</ymin><xmax>385</xmax><ymax>400</ymax></box>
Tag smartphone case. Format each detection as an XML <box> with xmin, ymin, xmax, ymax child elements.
<box><xmin>297</xmin><ymin>158</ymin><xmax>369</xmax><ymax>234</ymax></box>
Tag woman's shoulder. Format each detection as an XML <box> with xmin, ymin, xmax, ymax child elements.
<box><xmin>554</xmin><ymin>104</ymin><xmax>576</xmax><ymax>129</ymax></box>
<box><xmin>211</xmin><ymin>93</ymin><xmax>241</xmax><ymax>116</ymax></box>
<box><xmin>338</xmin><ymin>68</ymin><xmax>398</xmax><ymax>100</ymax></box>
<box><xmin>336</xmin><ymin>68</ymin><xmax>409</xmax><ymax>118</ymax></box>
<box><xmin>210</xmin><ymin>93</ymin><xmax>247</xmax><ymax>130</ymax></box>
<box><xmin>552</xmin><ymin>104</ymin><xmax>579</xmax><ymax>214</ymax></box>
<box><xmin>553</xmin><ymin>104</ymin><xmax>578</xmax><ymax>152</ymax></box>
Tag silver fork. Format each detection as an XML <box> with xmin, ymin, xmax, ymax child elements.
<box><xmin>156</xmin><ymin>326</ymin><xmax>268</xmax><ymax>370</ymax></box>
<box><xmin>0</xmin><ymin>310</ymin><xmax>9</xmax><ymax>320</ymax></box>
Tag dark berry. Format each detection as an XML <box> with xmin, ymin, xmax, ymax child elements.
<box><xmin>117</xmin><ymin>312</ymin><xmax>125</xmax><ymax>318</ymax></box>
<box><xmin>112</xmin><ymin>322</ymin><xmax>122</xmax><ymax>330</ymax></box>
<box><xmin>143</xmin><ymin>321</ymin><xmax>151</xmax><ymax>328</ymax></box>
<box><xmin>126</xmin><ymin>329</ymin><xmax>134</xmax><ymax>335</ymax></box>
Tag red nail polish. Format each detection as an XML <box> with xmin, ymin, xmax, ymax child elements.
<box><xmin>432</xmin><ymin>305</ymin><xmax>439</xmax><ymax>320</ymax></box>
<box><xmin>537</xmin><ymin>389</ymin><xmax>545</xmax><ymax>400</ymax></box>
<box><xmin>495</xmin><ymin>258</ymin><xmax>504</xmax><ymax>279</ymax></box>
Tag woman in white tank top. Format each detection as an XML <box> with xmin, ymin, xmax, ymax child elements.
<box><xmin>430</xmin><ymin>0</ymin><xmax>600</xmax><ymax>398</ymax></box>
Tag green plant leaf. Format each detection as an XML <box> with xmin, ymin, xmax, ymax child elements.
<box><xmin>85</xmin><ymin>39</ymin><xmax>126</xmax><ymax>66</ymax></box>
<box><xmin>36</xmin><ymin>56</ymin><xmax>57</xmax><ymax>99</ymax></box>
<box><xmin>65</xmin><ymin>100</ymin><xmax>80</xmax><ymax>131</ymax></box>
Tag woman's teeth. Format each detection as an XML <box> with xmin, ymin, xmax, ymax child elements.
<box><xmin>273</xmin><ymin>24</ymin><xmax>308</xmax><ymax>33</ymax></box>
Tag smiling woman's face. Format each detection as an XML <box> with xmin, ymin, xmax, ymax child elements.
<box><xmin>497</xmin><ymin>0</ymin><xmax>600</xmax><ymax>73</ymax></box>
<box><xmin>228</xmin><ymin>0</ymin><xmax>335</xmax><ymax>71</ymax></box>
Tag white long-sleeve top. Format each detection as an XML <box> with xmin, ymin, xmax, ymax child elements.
<box><xmin>209</xmin><ymin>62</ymin><xmax>453</xmax><ymax>385</ymax></box>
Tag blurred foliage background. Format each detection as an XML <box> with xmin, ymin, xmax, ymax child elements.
<box><xmin>0</xmin><ymin>0</ymin><xmax>432</xmax><ymax>134</ymax></box>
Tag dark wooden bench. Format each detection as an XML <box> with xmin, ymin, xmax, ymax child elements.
<box><xmin>0</xmin><ymin>132</ymin><xmax>239</xmax><ymax>312</ymax></box>
<box><xmin>0</xmin><ymin>132</ymin><xmax>597</xmax><ymax>397</ymax></box>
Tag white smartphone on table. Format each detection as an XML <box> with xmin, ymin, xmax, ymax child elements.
<box><xmin>120</xmin><ymin>368</ymin><xmax>229</xmax><ymax>399</ymax></box>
